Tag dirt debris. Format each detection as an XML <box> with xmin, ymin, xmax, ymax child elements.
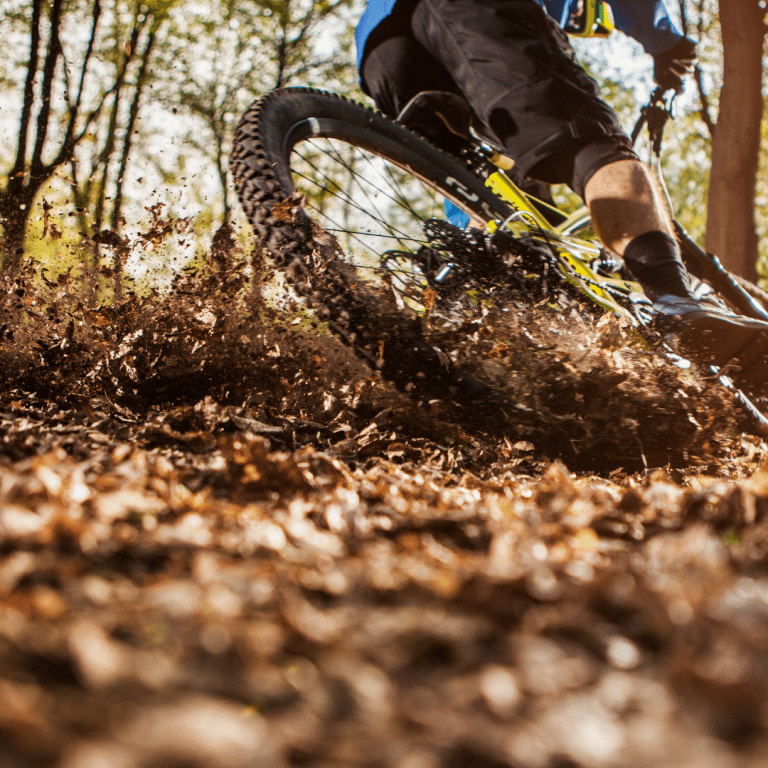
<box><xmin>2</xmin><ymin>244</ymin><xmax>768</xmax><ymax>767</ymax></box>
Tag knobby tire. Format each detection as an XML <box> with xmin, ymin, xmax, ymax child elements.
<box><xmin>230</xmin><ymin>87</ymin><xmax>515</xmax><ymax>408</ymax></box>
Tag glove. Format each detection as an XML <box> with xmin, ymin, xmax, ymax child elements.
<box><xmin>653</xmin><ymin>38</ymin><xmax>697</xmax><ymax>93</ymax></box>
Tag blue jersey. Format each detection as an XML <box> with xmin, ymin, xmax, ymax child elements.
<box><xmin>356</xmin><ymin>0</ymin><xmax>685</xmax><ymax>67</ymax></box>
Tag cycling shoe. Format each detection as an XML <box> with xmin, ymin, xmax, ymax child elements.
<box><xmin>652</xmin><ymin>293</ymin><xmax>768</xmax><ymax>389</ymax></box>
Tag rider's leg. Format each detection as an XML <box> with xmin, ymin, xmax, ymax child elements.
<box><xmin>584</xmin><ymin>158</ymin><xmax>692</xmax><ymax>300</ymax></box>
<box><xmin>360</xmin><ymin>5</ymin><xmax>459</xmax><ymax>119</ymax></box>
<box><xmin>362</xmin><ymin>0</ymin><xmax>691</xmax><ymax>302</ymax></box>
<box><xmin>407</xmin><ymin>0</ymin><xmax>630</xmax><ymax>179</ymax></box>
<box><xmin>584</xmin><ymin>159</ymin><xmax>673</xmax><ymax>251</ymax></box>
<box><xmin>358</xmin><ymin>0</ymin><xmax>768</xmax><ymax>385</ymax></box>
<box><xmin>582</xmin><ymin>153</ymin><xmax>768</xmax><ymax>384</ymax></box>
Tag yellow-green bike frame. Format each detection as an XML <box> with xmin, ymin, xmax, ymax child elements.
<box><xmin>481</xmin><ymin>151</ymin><xmax>643</xmax><ymax>321</ymax></box>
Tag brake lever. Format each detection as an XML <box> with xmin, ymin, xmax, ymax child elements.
<box><xmin>631</xmin><ymin>88</ymin><xmax>676</xmax><ymax>151</ymax></box>
<box><xmin>649</xmin><ymin>86</ymin><xmax>676</xmax><ymax>110</ymax></box>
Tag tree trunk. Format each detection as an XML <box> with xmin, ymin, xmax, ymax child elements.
<box><xmin>93</xmin><ymin>12</ymin><xmax>144</xmax><ymax>239</ymax></box>
<box><xmin>112</xmin><ymin>26</ymin><xmax>157</xmax><ymax>231</ymax></box>
<box><xmin>1</xmin><ymin>0</ymin><xmax>102</xmax><ymax>273</ymax></box>
<box><xmin>706</xmin><ymin>0</ymin><xmax>766</xmax><ymax>282</ymax></box>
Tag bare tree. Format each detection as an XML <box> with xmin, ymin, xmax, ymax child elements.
<box><xmin>0</xmin><ymin>0</ymin><xmax>106</xmax><ymax>272</ymax></box>
<box><xmin>112</xmin><ymin>24</ymin><xmax>159</xmax><ymax>232</ymax></box>
<box><xmin>76</xmin><ymin>3</ymin><xmax>167</xmax><ymax>293</ymax></box>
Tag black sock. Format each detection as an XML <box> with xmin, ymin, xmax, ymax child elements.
<box><xmin>622</xmin><ymin>231</ymin><xmax>692</xmax><ymax>301</ymax></box>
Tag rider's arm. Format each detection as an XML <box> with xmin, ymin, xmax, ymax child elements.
<box><xmin>607</xmin><ymin>0</ymin><xmax>687</xmax><ymax>55</ymax></box>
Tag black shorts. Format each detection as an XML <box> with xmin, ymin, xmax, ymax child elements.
<box><xmin>360</xmin><ymin>0</ymin><xmax>637</xmax><ymax>198</ymax></box>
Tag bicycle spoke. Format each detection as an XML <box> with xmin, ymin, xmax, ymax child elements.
<box><xmin>312</xmin><ymin>137</ymin><xmax>427</xmax><ymax>224</ymax></box>
<box><xmin>281</xmin><ymin>129</ymin><xmax>462</xmax><ymax>310</ymax></box>
<box><xmin>376</xmin><ymin>154</ymin><xmax>443</xmax><ymax>222</ymax></box>
<box><xmin>293</xmin><ymin>162</ymin><xmax>420</xmax><ymax>250</ymax></box>
<box><xmin>358</xmin><ymin>147</ymin><xmax>442</xmax><ymax>223</ymax></box>
<box><xmin>301</xmin><ymin>193</ymin><xmax>421</xmax><ymax>258</ymax></box>
<box><xmin>291</xmin><ymin>154</ymin><xmax>443</xmax><ymax>284</ymax></box>
<box><xmin>309</xmin><ymin>140</ymin><xmax>404</xmax><ymax>231</ymax></box>
<box><xmin>299</xmin><ymin>140</ymin><xmax>436</xmax><ymax>240</ymax></box>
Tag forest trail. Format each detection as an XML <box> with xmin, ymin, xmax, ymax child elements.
<box><xmin>3</xmin><ymin>241</ymin><xmax>768</xmax><ymax>767</ymax></box>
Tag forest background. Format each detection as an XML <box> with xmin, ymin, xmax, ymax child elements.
<box><xmin>0</xmin><ymin>0</ymin><xmax>765</xmax><ymax>288</ymax></box>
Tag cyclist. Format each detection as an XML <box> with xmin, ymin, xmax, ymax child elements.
<box><xmin>355</xmin><ymin>0</ymin><xmax>768</xmax><ymax>381</ymax></box>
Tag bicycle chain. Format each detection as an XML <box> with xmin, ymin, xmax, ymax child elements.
<box><xmin>423</xmin><ymin>219</ymin><xmax>613</xmax><ymax>312</ymax></box>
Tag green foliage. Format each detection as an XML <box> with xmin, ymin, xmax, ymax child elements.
<box><xmin>1</xmin><ymin>0</ymin><xmax>360</xmax><ymax>285</ymax></box>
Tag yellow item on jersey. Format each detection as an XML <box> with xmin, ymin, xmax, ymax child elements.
<box><xmin>565</xmin><ymin>0</ymin><xmax>615</xmax><ymax>38</ymax></box>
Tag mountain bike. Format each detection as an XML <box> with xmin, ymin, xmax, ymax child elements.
<box><xmin>230</xmin><ymin>86</ymin><xmax>768</xmax><ymax>427</ymax></box>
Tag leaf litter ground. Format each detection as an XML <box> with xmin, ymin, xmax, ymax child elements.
<box><xmin>3</xmin><ymin>233</ymin><xmax>768</xmax><ymax>767</ymax></box>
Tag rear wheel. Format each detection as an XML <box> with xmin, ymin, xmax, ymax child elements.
<box><xmin>231</xmin><ymin>88</ymin><xmax>512</xmax><ymax>298</ymax></box>
<box><xmin>230</xmin><ymin>87</ymin><xmax>515</xmax><ymax>402</ymax></box>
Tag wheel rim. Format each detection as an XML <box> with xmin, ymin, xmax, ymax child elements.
<box><xmin>288</xmin><ymin>136</ymin><xmax>475</xmax><ymax>309</ymax></box>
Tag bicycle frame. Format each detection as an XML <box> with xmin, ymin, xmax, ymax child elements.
<box><xmin>477</xmin><ymin>149</ymin><xmax>645</xmax><ymax>321</ymax></box>
<box><xmin>472</xmin><ymin>118</ymin><xmax>768</xmax><ymax>426</ymax></box>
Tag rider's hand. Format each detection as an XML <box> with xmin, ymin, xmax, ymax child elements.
<box><xmin>653</xmin><ymin>38</ymin><xmax>697</xmax><ymax>94</ymax></box>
